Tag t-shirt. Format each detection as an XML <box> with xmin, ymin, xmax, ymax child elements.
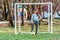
<box><xmin>18</xmin><ymin>12</ymin><xmax>23</xmax><ymax>16</ymax></box>
<box><xmin>31</xmin><ymin>14</ymin><xmax>39</xmax><ymax>21</ymax></box>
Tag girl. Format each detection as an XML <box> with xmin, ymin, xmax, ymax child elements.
<box><xmin>31</xmin><ymin>6</ymin><xmax>39</xmax><ymax>35</ymax></box>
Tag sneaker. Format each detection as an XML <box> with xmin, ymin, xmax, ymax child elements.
<box><xmin>31</xmin><ymin>32</ymin><xmax>35</xmax><ymax>35</ymax></box>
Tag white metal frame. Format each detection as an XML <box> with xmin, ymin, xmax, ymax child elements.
<box><xmin>14</xmin><ymin>3</ymin><xmax>53</xmax><ymax>34</ymax></box>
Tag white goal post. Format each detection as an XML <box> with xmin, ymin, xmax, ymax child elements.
<box><xmin>14</xmin><ymin>2</ymin><xmax>53</xmax><ymax>34</ymax></box>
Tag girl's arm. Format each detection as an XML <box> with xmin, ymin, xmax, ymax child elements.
<box><xmin>31</xmin><ymin>14</ymin><xmax>34</xmax><ymax>23</ymax></box>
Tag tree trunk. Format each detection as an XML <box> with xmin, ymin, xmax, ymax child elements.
<box><xmin>21</xmin><ymin>0</ymin><xmax>24</xmax><ymax>26</ymax></box>
<box><xmin>3</xmin><ymin>0</ymin><xmax>7</xmax><ymax>20</ymax></box>
<box><xmin>27</xmin><ymin>5</ymin><xmax>31</xmax><ymax>20</ymax></box>
<box><xmin>52</xmin><ymin>3</ymin><xmax>59</xmax><ymax>21</ymax></box>
<box><xmin>39</xmin><ymin>0</ymin><xmax>42</xmax><ymax>25</ymax></box>
<box><xmin>6</xmin><ymin>0</ymin><xmax>14</xmax><ymax>27</ymax></box>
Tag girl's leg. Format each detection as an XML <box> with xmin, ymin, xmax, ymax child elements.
<box><xmin>31</xmin><ymin>23</ymin><xmax>34</xmax><ymax>32</ymax></box>
<box><xmin>35</xmin><ymin>21</ymin><xmax>38</xmax><ymax>35</ymax></box>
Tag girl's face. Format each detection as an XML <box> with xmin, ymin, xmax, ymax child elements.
<box><xmin>34</xmin><ymin>8</ymin><xmax>39</xmax><ymax>14</ymax></box>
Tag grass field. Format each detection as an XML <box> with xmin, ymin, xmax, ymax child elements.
<box><xmin>0</xmin><ymin>33</ymin><xmax>60</xmax><ymax>40</ymax></box>
<box><xmin>0</xmin><ymin>25</ymin><xmax>60</xmax><ymax>40</ymax></box>
<box><xmin>0</xmin><ymin>19</ymin><xmax>60</xmax><ymax>40</ymax></box>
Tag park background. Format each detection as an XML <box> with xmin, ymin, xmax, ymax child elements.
<box><xmin>0</xmin><ymin>0</ymin><xmax>60</xmax><ymax>40</ymax></box>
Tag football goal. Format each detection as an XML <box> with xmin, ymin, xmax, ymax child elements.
<box><xmin>14</xmin><ymin>2</ymin><xmax>53</xmax><ymax>34</ymax></box>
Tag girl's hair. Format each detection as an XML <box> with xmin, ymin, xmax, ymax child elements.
<box><xmin>18</xmin><ymin>0</ymin><xmax>20</xmax><ymax>1</ymax></box>
<box><xmin>32</xmin><ymin>5</ymin><xmax>39</xmax><ymax>14</ymax></box>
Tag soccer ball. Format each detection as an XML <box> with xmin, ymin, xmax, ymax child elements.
<box><xmin>31</xmin><ymin>32</ymin><xmax>35</xmax><ymax>35</ymax></box>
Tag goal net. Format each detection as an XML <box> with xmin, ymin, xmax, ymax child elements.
<box><xmin>14</xmin><ymin>3</ymin><xmax>53</xmax><ymax>34</ymax></box>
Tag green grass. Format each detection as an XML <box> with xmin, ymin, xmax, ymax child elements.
<box><xmin>0</xmin><ymin>24</ymin><xmax>60</xmax><ymax>40</ymax></box>
<box><xmin>0</xmin><ymin>19</ymin><xmax>60</xmax><ymax>40</ymax></box>
<box><xmin>0</xmin><ymin>33</ymin><xmax>60</xmax><ymax>40</ymax></box>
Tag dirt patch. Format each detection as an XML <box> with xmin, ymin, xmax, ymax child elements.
<box><xmin>0</xmin><ymin>23</ymin><xmax>9</xmax><ymax>27</ymax></box>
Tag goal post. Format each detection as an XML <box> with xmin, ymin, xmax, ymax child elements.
<box><xmin>14</xmin><ymin>2</ymin><xmax>53</xmax><ymax>34</ymax></box>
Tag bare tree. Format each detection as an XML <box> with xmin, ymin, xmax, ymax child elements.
<box><xmin>3</xmin><ymin>0</ymin><xmax>6</xmax><ymax>20</ymax></box>
<box><xmin>6</xmin><ymin>0</ymin><xmax>14</xmax><ymax>27</ymax></box>
<box><xmin>21</xmin><ymin>0</ymin><xmax>24</xmax><ymax>26</ymax></box>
